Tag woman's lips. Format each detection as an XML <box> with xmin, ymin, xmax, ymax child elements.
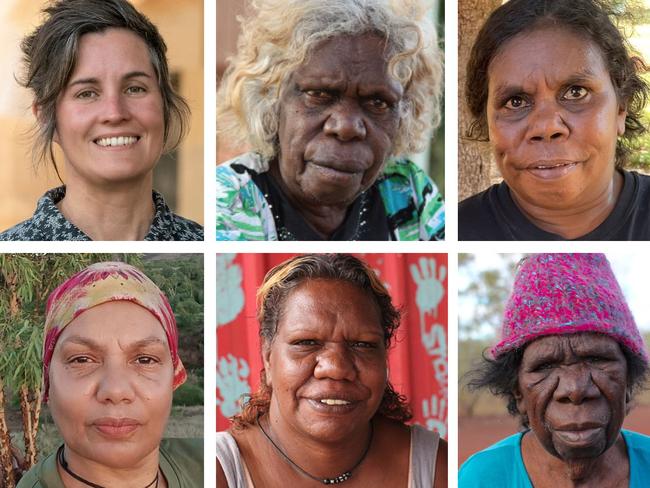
<box><xmin>306</xmin><ymin>160</ymin><xmax>366</xmax><ymax>183</ymax></box>
<box><xmin>92</xmin><ymin>418</ymin><xmax>141</xmax><ymax>438</ymax></box>
<box><xmin>305</xmin><ymin>398</ymin><xmax>360</xmax><ymax>415</ymax></box>
<box><xmin>553</xmin><ymin>427</ymin><xmax>603</xmax><ymax>446</ymax></box>
<box><xmin>524</xmin><ymin>160</ymin><xmax>581</xmax><ymax>180</ymax></box>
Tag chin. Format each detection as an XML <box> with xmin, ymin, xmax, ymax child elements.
<box><xmin>83</xmin><ymin>443</ymin><xmax>157</xmax><ymax>469</ymax></box>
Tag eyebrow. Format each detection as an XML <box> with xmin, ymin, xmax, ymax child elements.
<box><xmin>492</xmin><ymin>67</ymin><xmax>599</xmax><ymax>96</ymax></box>
<box><xmin>59</xmin><ymin>335</ymin><xmax>167</xmax><ymax>351</ymax></box>
<box><xmin>67</xmin><ymin>71</ymin><xmax>153</xmax><ymax>88</ymax></box>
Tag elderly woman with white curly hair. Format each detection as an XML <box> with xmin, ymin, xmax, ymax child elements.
<box><xmin>216</xmin><ymin>0</ymin><xmax>444</xmax><ymax>241</ymax></box>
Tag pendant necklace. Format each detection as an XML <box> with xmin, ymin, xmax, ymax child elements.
<box><xmin>57</xmin><ymin>445</ymin><xmax>159</xmax><ymax>488</ymax></box>
<box><xmin>256</xmin><ymin>414</ymin><xmax>374</xmax><ymax>485</ymax></box>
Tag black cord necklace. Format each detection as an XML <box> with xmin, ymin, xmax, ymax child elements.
<box><xmin>57</xmin><ymin>445</ymin><xmax>159</xmax><ymax>488</ymax></box>
<box><xmin>256</xmin><ymin>414</ymin><xmax>373</xmax><ymax>485</ymax></box>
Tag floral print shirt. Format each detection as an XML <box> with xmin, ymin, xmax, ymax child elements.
<box><xmin>0</xmin><ymin>186</ymin><xmax>203</xmax><ymax>241</ymax></box>
<box><xmin>216</xmin><ymin>152</ymin><xmax>445</xmax><ymax>241</ymax></box>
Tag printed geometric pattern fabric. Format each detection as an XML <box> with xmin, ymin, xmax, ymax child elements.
<box><xmin>0</xmin><ymin>186</ymin><xmax>204</xmax><ymax>241</ymax></box>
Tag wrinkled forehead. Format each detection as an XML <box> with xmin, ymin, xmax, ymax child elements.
<box><xmin>522</xmin><ymin>333</ymin><xmax>623</xmax><ymax>361</ymax></box>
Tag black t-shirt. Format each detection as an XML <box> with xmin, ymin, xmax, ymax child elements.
<box><xmin>459</xmin><ymin>170</ymin><xmax>650</xmax><ymax>240</ymax></box>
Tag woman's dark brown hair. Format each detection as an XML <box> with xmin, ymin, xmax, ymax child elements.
<box><xmin>231</xmin><ymin>253</ymin><xmax>412</xmax><ymax>428</ymax></box>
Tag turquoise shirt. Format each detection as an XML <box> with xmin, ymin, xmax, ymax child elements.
<box><xmin>459</xmin><ymin>429</ymin><xmax>650</xmax><ymax>487</ymax></box>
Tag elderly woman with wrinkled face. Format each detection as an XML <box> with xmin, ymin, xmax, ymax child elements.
<box><xmin>216</xmin><ymin>254</ymin><xmax>447</xmax><ymax>487</ymax></box>
<box><xmin>459</xmin><ymin>0</ymin><xmax>650</xmax><ymax>241</ymax></box>
<box><xmin>460</xmin><ymin>254</ymin><xmax>650</xmax><ymax>488</ymax></box>
<box><xmin>216</xmin><ymin>0</ymin><xmax>444</xmax><ymax>241</ymax></box>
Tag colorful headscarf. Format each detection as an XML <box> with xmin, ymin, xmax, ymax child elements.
<box><xmin>492</xmin><ymin>253</ymin><xmax>648</xmax><ymax>364</ymax></box>
<box><xmin>43</xmin><ymin>262</ymin><xmax>187</xmax><ymax>401</ymax></box>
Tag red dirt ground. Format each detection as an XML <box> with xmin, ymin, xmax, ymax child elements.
<box><xmin>459</xmin><ymin>404</ymin><xmax>650</xmax><ymax>465</ymax></box>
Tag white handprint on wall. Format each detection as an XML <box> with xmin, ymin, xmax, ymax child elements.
<box><xmin>216</xmin><ymin>354</ymin><xmax>250</xmax><ymax>418</ymax></box>
<box><xmin>216</xmin><ymin>254</ymin><xmax>245</xmax><ymax>327</ymax></box>
<box><xmin>422</xmin><ymin>394</ymin><xmax>447</xmax><ymax>438</ymax></box>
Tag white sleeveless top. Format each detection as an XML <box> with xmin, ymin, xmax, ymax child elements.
<box><xmin>216</xmin><ymin>424</ymin><xmax>439</xmax><ymax>487</ymax></box>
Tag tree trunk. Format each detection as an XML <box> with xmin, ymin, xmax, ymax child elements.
<box><xmin>0</xmin><ymin>381</ymin><xmax>16</xmax><ymax>488</ymax></box>
<box><xmin>458</xmin><ymin>0</ymin><xmax>502</xmax><ymax>201</ymax></box>
<box><xmin>18</xmin><ymin>385</ymin><xmax>39</xmax><ymax>471</ymax></box>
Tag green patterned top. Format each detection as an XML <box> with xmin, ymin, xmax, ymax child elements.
<box><xmin>216</xmin><ymin>153</ymin><xmax>445</xmax><ymax>241</ymax></box>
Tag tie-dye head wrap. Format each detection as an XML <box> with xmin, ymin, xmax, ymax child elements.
<box><xmin>42</xmin><ymin>261</ymin><xmax>187</xmax><ymax>402</ymax></box>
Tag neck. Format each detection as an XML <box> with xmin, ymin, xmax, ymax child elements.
<box><xmin>268</xmin><ymin>166</ymin><xmax>350</xmax><ymax>238</ymax></box>
<box><xmin>57</xmin><ymin>445</ymin><xmax>165</xmax><ymax>488</ymax></box>
<box><xmin>510</xmin><ymin>171</ymin><xmax>623</xmax><ymax>239</ymax></box>
<box><xmin>264</xmin><ymin>403</ymin><xmax>373</xmax><ymax>480</ymax></box>
<box><xmin>522</xmin><ymin>430</ymin><xmax>629</xmax><ymax>488</ymax></box>
<box><xmin>57</xmin><ymin>174</ymin><xmax>155</xmax><ymax>241</ymax></box>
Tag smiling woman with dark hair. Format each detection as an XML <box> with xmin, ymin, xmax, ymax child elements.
<box><xmin>0</xmin><ymin>0</ymin><xmax>202</xmax><ymax>241</ymax></box>
<box><xmin>216</xmin><ymin>0</ymin><xmax>444</xmax><ymax>241</ymax></box>
<box><xmin>460</xmin><ymin>254</ymin><xmax>650</xmax><ymax>487</ymax></box>
<box><xmin>216</xmin><ymin>254</ymin><xmax>447</xmax><ymax>487</ymax></box>
<box><xmin>459</xmin><ymin>0</ymin><xmax>650</xmax><ymax>241</ymax></box>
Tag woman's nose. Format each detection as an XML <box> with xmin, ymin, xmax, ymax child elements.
<box><xmin>313</xmin><ymin>344</ymin><xmax>357</xmax><ymax>381</ymax></box>
<box><xmin>553</xmin><ymin>364</ymin><xmax>600</xmax><ymax>404</ymax></box>
<box><xmin>96</xmin><ymin>364</ymin><xmax>136</xmax><ymax>404</ymax></box>
<box><xmin>526</xmin><ymin>101</ymin><xmax>569</xmax><ymax>142</ymax></box>
<box><xmin>101</xmin><ymin>93</ymin><xmax>131</xmax><ymax>123</ymax></box>
<box><xmin>323</xmin><ymin>102</ymin><xmax>367</xmax><ymax>141</ymax></box>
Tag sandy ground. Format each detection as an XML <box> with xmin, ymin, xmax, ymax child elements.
<box><xmin>459</xmin><ymin>403</ymin><xmax>650</xmax><ymax>465</ymax></box>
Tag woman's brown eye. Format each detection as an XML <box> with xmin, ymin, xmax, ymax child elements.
<box><xmin>504</xmin><ymin>96</ymin><xmax>527</xmax><ymax>110</ymax></box>
<box><xmin>563</xmin><ymin>86</ymin><xmax>588</xmax><ymax>100</ymax></box>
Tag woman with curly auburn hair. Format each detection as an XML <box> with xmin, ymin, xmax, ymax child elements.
<box><xmin>216</xmin><ymin>254</ymin><xmax>447</xmax><ymax>487</ymax></box>
<box><xmin>216</xmin><ymin>0</ymin><xmax>444</xmax><ymax>241</ymax></box>
<box><xmin>459</xmin><ymin>0</ymin><xmax>650</xmax><ymax>241</ymax></box>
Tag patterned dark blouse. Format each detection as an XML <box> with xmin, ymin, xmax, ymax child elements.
<box><xmin>0</xmin><ymin>186</ymin><xmax>203</xmax><ymax>241</ymax></box>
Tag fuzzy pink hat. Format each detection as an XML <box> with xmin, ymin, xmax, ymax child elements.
<box><xmin>492</xmin><ymin>253</ymin><xmax>648</xmax><ymax>363</ymax></box>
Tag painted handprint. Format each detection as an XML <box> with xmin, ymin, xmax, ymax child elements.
<box><xmin>422</xmin><ymin>394</ymin><xmax>447</xmax><ymax>438</ymax></box>
<box><xmin>216</xmin><ymin>354</ymin><xmax>250</xmax><ymax>418</ymax></box>
<box><xmin>216</xmin><ymin>254</ymin><xmax>244</xmax><ymax>327</ymax></box>
<box><xmin>410</xmin><ymin>257</ymin><xmax>446</xmax><ymax>321</ymax></box>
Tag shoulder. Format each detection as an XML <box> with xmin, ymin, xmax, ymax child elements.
<box><xmin>0</xmin><ymin>187</ymin><xmax>70</xmax><ymax>241</ymax></box>
<box><xmin>216</xmin><ymin>153</ymin><xmax>275</xmax><ymax>240</ymax></box>
<box><xmin>17</xmin><ymin>449</ymin><xmax>61</xmax><ymax>488</ymax></box>
<box><xmin>459</xmin><ymin>433</ymin><xmax>524</xmax><ymax>487</ymax></box>
<box><xmin>458</xmin><ymin>184</ymin><xmax>504</xmax><ymax>240</ymax></box>
<box><xmin>170</xmin><ymin>214</ymin><xmax>204</xmax><ymax>240</ymax></box>
<box><xmin>159</xmin><ymin>438</ymin><xmax>203</xmax><ymax>487</ymax></box>
<box><xmin>622</xmin><ymin>429</ymin><xmax>650</xmax><ymax>458</ymax></box>
<box><xmin>0</xmin><ymin>218</ymin><xmax>38</xmax><ymax>241</ymax></box>
<box><xmin>377</xmin><ymin>157</ymin><xmax>445</xmax><ymax>240</ymax></box>
<box><xmin>379</xmin><ymin>158</ymin><xmax>440</xmax><ymax>199</ymax></box>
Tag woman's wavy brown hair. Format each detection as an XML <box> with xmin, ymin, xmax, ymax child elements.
<box><xmin>231</xmin><ymin>253</ymin><xmax>412</xmax><ymax>428</ymax></box>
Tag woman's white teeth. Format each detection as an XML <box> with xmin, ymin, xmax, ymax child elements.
<box><xmin>535</xmin><ymin>162</ymin><xmax>573</xmax><ymax>169</ymax></box>
<box><xmin>96</xmin><ymin>136</ymin><xmax>138</xmax><ymax>147</ymax></box>
<box><xmin>320</xmin><ymin>399</ymin><xmax>351</xmax><ymax>405</ymax></box>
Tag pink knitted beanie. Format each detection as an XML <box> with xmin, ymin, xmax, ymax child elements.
<box><xmin>492</xmin><ymin>253</ymin><xmax>648</xmax><ymax>363</ymax></box>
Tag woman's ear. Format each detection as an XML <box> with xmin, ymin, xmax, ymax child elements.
<box><xmin>513</xmin><ymin>387</ymin><xmax>525</xmax><ymax>415</ymax></box>
<box><xmin>625</xmin><ymin>388</ymin><xmax>632</xmax><ymax>415</ymax></box>
<box><xmin>33</xmin><ymin>103</ymin><xmax>59</xmax><ymax>143</ymax></box>
<box><xmin>262</xmin><ymin>343</ymin><xmax>272</xmax><ymax>388</ymax></box>
<box><xmin>617</xmin><ymin>103</ymin><xmax>627</xmax><ymax>137</ymax></box>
